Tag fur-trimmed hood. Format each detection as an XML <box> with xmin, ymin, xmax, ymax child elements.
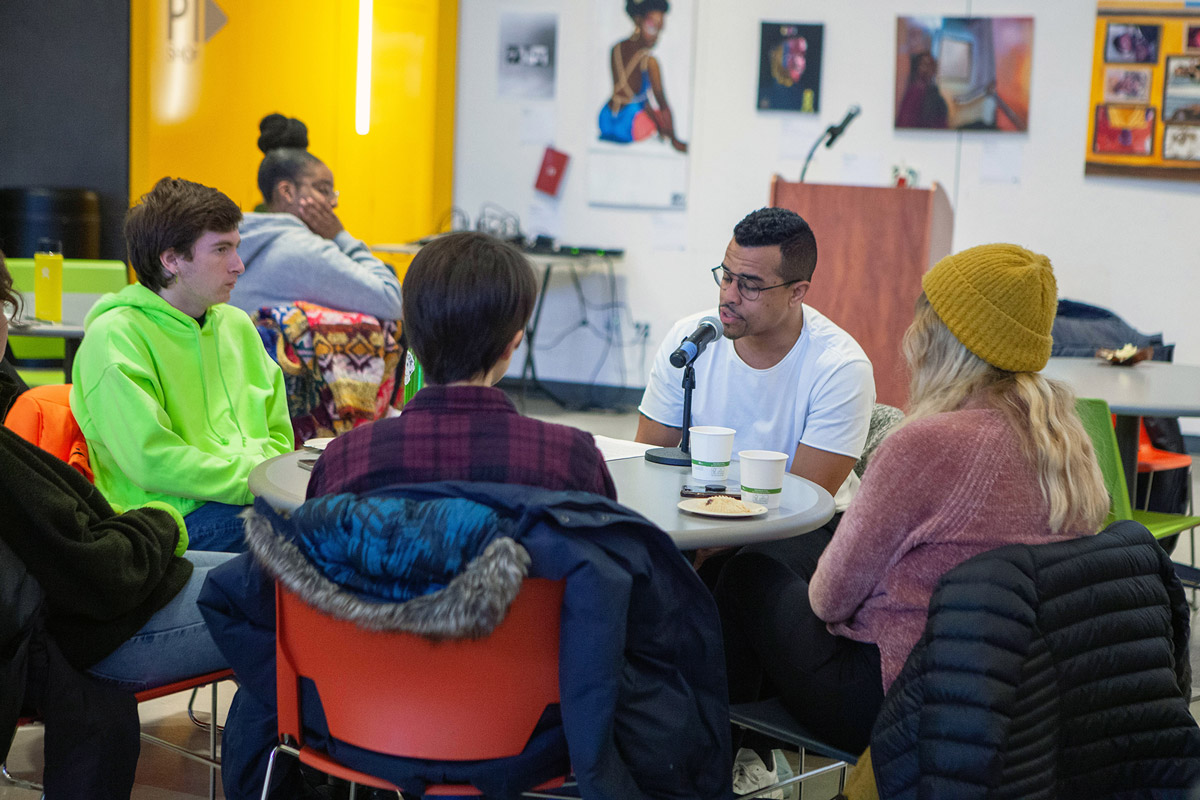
<box><xmin>242</xmin><ymin>494</ymin><xmax>529</xmax><ymax>639</ymax></box>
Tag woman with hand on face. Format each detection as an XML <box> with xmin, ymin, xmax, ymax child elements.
<box><xmin>231</xmin><ymin>113</ymin><xmax>403</xmax><ymax>320</ymax></box>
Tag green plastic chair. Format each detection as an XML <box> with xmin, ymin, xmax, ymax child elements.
<box><xmin>1075</xmin><ymin>397</ymin><xmax>1200</xmax><ymax>539</ymax></box>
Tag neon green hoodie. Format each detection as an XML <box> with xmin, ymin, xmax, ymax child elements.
<box><xmin>70</xmin><ymin>284</ymin><xmax>294</xmax><ymax>518</ymax></box>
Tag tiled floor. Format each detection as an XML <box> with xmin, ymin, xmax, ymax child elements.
<box><xmin>4</xmin><ymin>390</ymin><xmax>1199</xmax><ymax>799</ymax></box>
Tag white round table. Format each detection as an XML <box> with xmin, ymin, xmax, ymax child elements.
<box><xmin>249</xmin><ymin>450</ymin><xmax>835</xmax><ymax>550</ymax></box>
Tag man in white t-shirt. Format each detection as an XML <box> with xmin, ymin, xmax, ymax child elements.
<box><xmin>636</xmin><ymin>206</ymin><xmax>875</xmax><ymax>517</ymax></box>
<box><xmin>637</xmin><ymin>205</ymin><xmax>876</xmax><ymax>796</ymax></box>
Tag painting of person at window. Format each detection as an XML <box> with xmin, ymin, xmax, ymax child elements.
<box><xmin>598</xmin><ymin>0</ymin><xmax>688</xmax><ymax>153</ymax></box>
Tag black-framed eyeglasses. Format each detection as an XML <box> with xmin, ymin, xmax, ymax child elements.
<box><xmin>711</xmin><ymin>265</ymin><xmax>800</xmax><ymax>301</ymax></box>
<box><xmin>300</xmin><ymin>181</ymin><xmax>339</xmax><ymax>202</ymax></box>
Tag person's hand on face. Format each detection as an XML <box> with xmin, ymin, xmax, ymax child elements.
<box><xmin>297</xmin><ymin>195</ymin><xmax>345</xmax><ymax>240</ymax></box>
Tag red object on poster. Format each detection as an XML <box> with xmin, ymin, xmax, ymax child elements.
<box><xmin>535</xmin><ymin>147</ymin><xmax>570</xmax><ymax>196</ymax></box>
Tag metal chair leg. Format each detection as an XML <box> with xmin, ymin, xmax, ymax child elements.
<box><xmin>1</xmin><ymin>760</ymin><xmax>44</xmax><ymax>793</ymax></box>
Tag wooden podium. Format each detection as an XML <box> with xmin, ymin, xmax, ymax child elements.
<box><xmin>769</xmin><ymin>177</ymin><xmax>954</xmax><ymax>407</ymax></box>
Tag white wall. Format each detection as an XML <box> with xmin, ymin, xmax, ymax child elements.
<box><xmin>454</xmin><ymin>0</ymin><xmax>1200</xmax><ymax>408</ymax></box>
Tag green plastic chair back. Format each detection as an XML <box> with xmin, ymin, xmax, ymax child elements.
<box><xmin>1075</xmin><ymin>396</ymin><xmax>1200</xmax><ymax>538</ymax></box>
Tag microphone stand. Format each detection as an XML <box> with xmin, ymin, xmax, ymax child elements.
<box><xmin>644</xmin><ymin>363</ymin><xmax>695</xmax><ymax>466</ymax></box>
<box><xmin>799</xmin><ymin>126</ymin><xmax>831</xmax><ymax>183</ymax></box>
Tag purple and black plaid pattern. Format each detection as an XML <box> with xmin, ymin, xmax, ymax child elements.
<box><xmin>309</xmin><ymin>385</ymin><xmax>617</xmax><ymax>500</ymax></box>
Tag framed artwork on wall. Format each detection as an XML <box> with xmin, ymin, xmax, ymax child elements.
<box><xmin>1085</xmin><ymin>3</ymin><xmax>1200</xmax><ymax>181</ymax></box>
<box><xmin>587</xmin><ymin>0</ymin><xmax>695</xmax><ymax>209</ymax></box>
<box><xmin>1093</xmin><ymin>105</ymin><xmax>1156</xmax><ymax>155</ymax></box>
<box><xmin>757</xmin><ymin>22</ymin><xmax>823</xmax><ymax>113</ymax></box>
<box><xmin>1104</xmin><ymin>66</ymin><xmax>1153</xmax><ymax>102</ymax></box>
<box><xmin>895</xmin><ymin>16</ymin><xmax>1033</xmax><ymax>131</ymax></box>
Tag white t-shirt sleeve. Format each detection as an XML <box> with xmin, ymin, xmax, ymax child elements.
<box><xmin>798</xmin><ymin>357</ymin><xmax>875</xmax><ymax>459</ymax></box>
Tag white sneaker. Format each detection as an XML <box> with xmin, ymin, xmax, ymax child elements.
<box><xmin>772</xmin><ymin>749</ymin><xmax>797</xmax><ymax>800</ymax></box>
<box><xmin>732</xmin><ymin>747</ymin><xmax>782</xmax><ymax>798</ymax></box>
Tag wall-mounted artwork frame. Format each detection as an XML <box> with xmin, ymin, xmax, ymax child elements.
<box><xmin>757</xmin><ymin>22</ymin><xmax>823</xmax><ymax>113</ymax></box>
<box><xmin>895</xmin><ymin>16</ymin><xmax>1033</xmax><ymax>132</ymax></box>
<box><xmin>1085</xmin><ymin>2</ymin><xmax>1200</xmax><ymax>181</ymax></box>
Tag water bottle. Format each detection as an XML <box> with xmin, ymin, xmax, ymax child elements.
<box><xmin>34</xmin><ymin>237</ymin><xmax>63</xmax><ymax>322</ymax></box>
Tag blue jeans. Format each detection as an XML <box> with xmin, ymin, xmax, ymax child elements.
<box><xmin>184</xmin><ymin>501</ymin><xmax>252</xmax><ymax>552</ymax></box>
<box><xmin>87</xmin><ymin>551</ymin><xmax>235</xmax><ymax>692</ymax></box>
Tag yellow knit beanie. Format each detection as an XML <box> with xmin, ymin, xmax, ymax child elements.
<box><xmin>922</xmin><ymin>243</ymin><xmax>1057</xmax><ymax>372</ymax></box>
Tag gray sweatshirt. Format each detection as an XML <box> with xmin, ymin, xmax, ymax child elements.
<box><xmin>232</xmin><ymin>212</ymin><xmax>403</xmax><ymax>320</ymax></box>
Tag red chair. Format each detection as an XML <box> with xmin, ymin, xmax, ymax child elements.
<box><xmin>265</xmin><ymin>578</ymin><xmax>570</xmax><ymax>798</ymax></box>
<box><xmin>3</xmin><ymin>383</ymin><xmax>92</xmax><ymax>481</ymax></box>
<box><xmin>1136</xmin><ymin>418</ymin><xmax>1192</xmax><ymax>507</ymax></box>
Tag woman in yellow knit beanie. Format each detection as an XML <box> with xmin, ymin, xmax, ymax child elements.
<box><xmin>717</xmin><ymin>244</ymin><xmax>1110</xmax><ymax>795</ymax></box>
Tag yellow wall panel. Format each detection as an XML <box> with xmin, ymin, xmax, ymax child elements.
<box><xmin>130</xmin><ymin>0</ymin><xmax>456</xmax><ymax>246</ymax></box>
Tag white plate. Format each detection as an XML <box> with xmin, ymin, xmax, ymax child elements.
<box><xmin>677</xmin><ymin>498</ymin><xmax>768</xmax><ymax>518</ymax></box>
<box><xmin>302</xmin><ymin>437</ymin><xmax>334</xmax><ymax>451</ymax></box>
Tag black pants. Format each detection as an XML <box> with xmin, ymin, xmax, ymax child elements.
<box><xmin>714</xmin><ymin>515</ymin><xmax>884</xmax><ymax>755</ymax></box>
<box><xmin>23</xmin><ymin>629</ymin><xmax>140</xmax><ymax>800</ymax></box>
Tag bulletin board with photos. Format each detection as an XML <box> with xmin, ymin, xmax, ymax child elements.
<box><xmin>1085</xmin><ymin>2</ymin><xmax>1200</xmax><ymax>180</ymax></box>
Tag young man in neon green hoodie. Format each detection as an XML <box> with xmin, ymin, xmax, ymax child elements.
<box><xmin>71</xmin><ymin>177</ymin><xmax>295</xmax><ymax>552</ymax></box>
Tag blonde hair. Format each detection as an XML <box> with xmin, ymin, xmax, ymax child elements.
<box><xmin>901</xmin><ymin>295</ymin><xmax>1109</xmax><ymax>534</ymax></box>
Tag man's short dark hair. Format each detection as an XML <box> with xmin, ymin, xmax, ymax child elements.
<box><xmin>732</xmin><ymin>207</ymin><xmax>818</xmax><ymax>282</ymax></box>
<box><xmin>125</xmin><ymin>177</ymin><xmax>242</xmax><ymax>291</ymax></box>
<box><xmin>402</xmin><ymin>232</ymin><xmax>537</xmax><ymax>386</ymax></box>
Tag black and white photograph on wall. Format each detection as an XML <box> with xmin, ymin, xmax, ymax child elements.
<box><xmin>1165</xmin><ymin>125</ymin><xmax>1200</xmax><ymax>160</ymax></box>
<box><xmin>498</xmin><ymin>12</ymin><xmax>557</xmax><ymax>99</ymax></box>
<box><xmin>757</xmin><ymin>22</ymin><xmax>823</xmax><ymax>112</ymax></box>
<box><xmin>1164</xmin><ymin>55</ymin><xmax>1200</xmax><ymax>123</ymax></box>
<box><xmin>588</xmin><ymin>0</ymin><xmax>695</xmax><ymax>209</ymax></box>
<box><xmin>1105</xmin><ymin>23</ymin><xmax>1160</xmax><ymax>64</ymax></box>
<box><xmin>1104</xmin><ymin>66</ymin><xmax>1152</xmax><ymax>103</ymax></box>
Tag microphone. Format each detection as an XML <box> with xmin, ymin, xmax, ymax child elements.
<box><xmin>669</xmin><ymin>315</ymin><xmax>724</xmax><ymax>368</ymax></box>
<box><xmin>824</xmin><ymin>105</ymin><xmax>861</xmax><ymax>148</ymax></box>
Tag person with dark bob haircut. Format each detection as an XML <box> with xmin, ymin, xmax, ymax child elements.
<box><xmin>0</xmin><ymin>248</ymin><xmax>234</xmax><ymax>798</ymax></box>
<box><xmin>308</xmin><ymin>231</ymin><xmax>616</xmax><ymax>500</ymax></box>
<box><xmin>71</xmin><ymin>177</ymin><xmax>294</xmax><ymax>553</ymax></box>
<box><xmin>205</xmin><ymin>232</ymin><xmax>615</xmax><ymax>800</ymax></box>
<box><xmin>231</xmin><ymin>113</ymin><xmax>403</xmax><ymax>320</ymax></box>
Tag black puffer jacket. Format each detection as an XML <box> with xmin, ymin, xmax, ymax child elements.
<box><xmin>872</xmin><ymin>520</ymin><xmax>1200</xmax><ymax>799</ymax></box>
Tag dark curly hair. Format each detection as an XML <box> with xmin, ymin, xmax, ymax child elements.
<box><xmin>733</xmin><ymin>207</ymin><xmax>818</xmax><ymax>282</ymax></box>
<box><xmin>255</xmin><ymin>113</ymin><xmax>323</xmax><ymax>205</ymax></box>
<box><xmin>626</xmin><ymin>0</ymin><xmax>669</xmax><ymax>20</ymax></box>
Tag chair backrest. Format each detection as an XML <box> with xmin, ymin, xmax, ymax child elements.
<box><xmin>1074</xmin><ymin>396</ymin><xmax>1132</xmax><ymax>521</ymax></box>
<box><xmin>854</xmin><ymin>403</ymin><xmax>905</xmax><ymax>478</ymax></box>
<box><xmin>275</xmin><ymin>577</ymin><xmax>564</xmax><ymax>761</ymax></box>
<box><xmin>7</xmin><ymin>258</ymin><xmax>128</xmax><ymax>363</ymax></box>
<box><xmin>2</xmin><ymin>383</ymin><xmax>92</xmax><ymax>481</ymax></box>
<box><xmin>872</xmin><ymin>520</ymin><xmax>1200</xmax><ymax>798</ymax></box>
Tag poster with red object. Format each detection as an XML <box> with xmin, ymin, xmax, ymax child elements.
<box><xmin>535</xmin><ymin>147</ymin><xmax>570</xmax><ymax>196</ymax></box>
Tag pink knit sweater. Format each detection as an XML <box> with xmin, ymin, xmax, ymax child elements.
<box><xmin>808</xmin><ymin>407</ymin><xmax>1093</xmax><ymax>691</ymax></box>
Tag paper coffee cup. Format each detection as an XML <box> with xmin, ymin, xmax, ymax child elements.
<box><xmin>689</xmin><ymin>426</ymin><xmax>736</xmax><ymax>481</ymax></box>
<box><xmin>738</xmin><ymin>449</ymin><xmax>788</xmax><ymax>509</ymax></box>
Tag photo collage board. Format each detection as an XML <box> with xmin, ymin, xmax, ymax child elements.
<box><xmin>1086</xmin><ymin>1</ymin><xmax>1200</xmax><ymax>180</ymax></box>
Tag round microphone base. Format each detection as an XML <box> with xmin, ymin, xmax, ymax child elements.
<box><xmin>644</xmin><ymin>446</ymin><xmax>691</xmax><ymax>467</ymax></box>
